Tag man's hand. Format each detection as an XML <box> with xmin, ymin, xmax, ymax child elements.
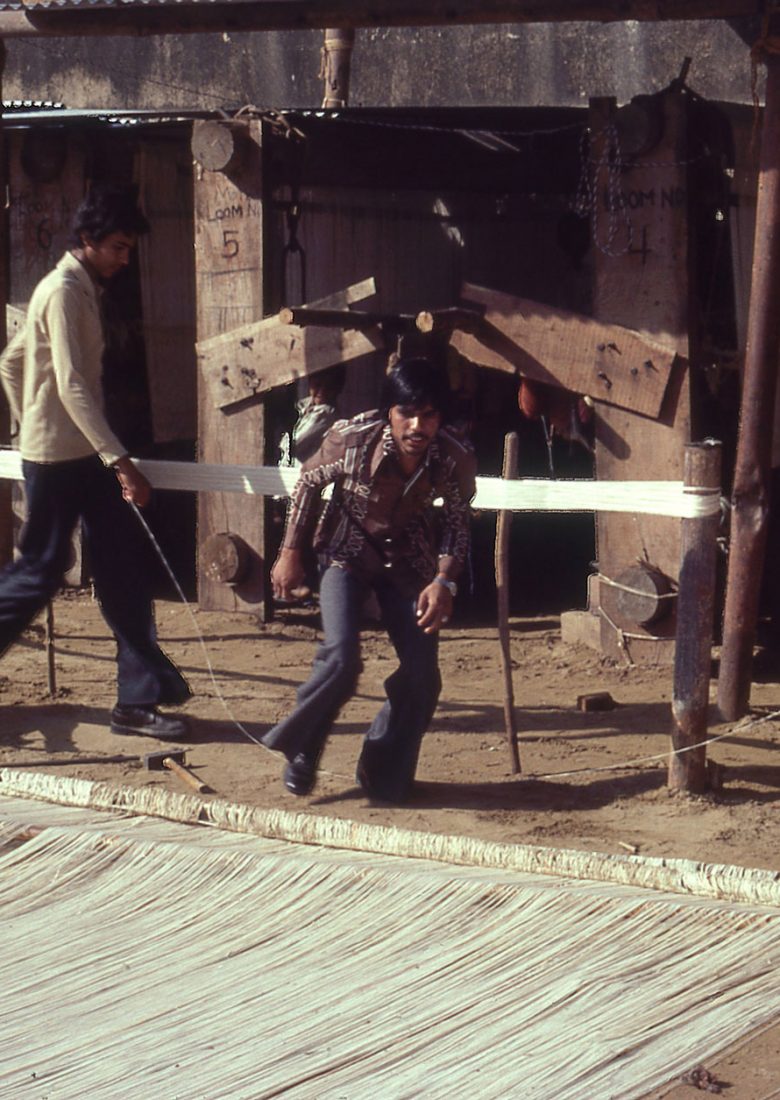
<box><xmin>114</xmin><ymin>456</ymin><xmax>152</xmax><ymax>508</ymax></box>
<box><xmin>271</xmin><ymin>547</ymin><xmax>306</xmax><ymax>601</ymax></box>
<box><xmin>416</xmin><ymin>579</ymin><xmax>453</xmax><ymax>635</ymax></box>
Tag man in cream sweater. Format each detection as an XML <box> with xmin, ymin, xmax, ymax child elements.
<box><xmin>0</xmin><ymin>184</ymin><xmax>190</xmax><ymax>739</ymax></box>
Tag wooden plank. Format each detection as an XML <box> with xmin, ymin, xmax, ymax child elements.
<box><xmin>197</xmin><ymin>277</ymin><xmax>381</xmax><ymax>409</ymax></box>
<box><xmin>6</xmin><ymin>129</ymin><xmax>87</xmax><ymax>584</ymax></box>
<box><xmin>137</xmin><ymin>138</ymin><xmax>197</xmax><ymax>444</ymax></box>
<box><xmin>451</xmin><ymin>282</ymin><xmax>677</xmax><ymax>418</ymax></box>
<box><xmin>0</xmin><ymin>1</ymin><xmax>766</xmax><ymax>39</ymax></box>
<box><xmin>194</xmin><ymin>118</ymin><xmax>266</xmax><ymax>612</ymax></box>
<box><xmin>6</xmin><ymin>129</ymin><xmax>83</xmax><ymax>309</ymax></box>
<box><xmin>589</xmin><ymin>91</ymin><xmax>692</xmax><ymax>664</ymax></box>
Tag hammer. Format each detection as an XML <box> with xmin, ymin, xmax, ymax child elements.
<box><xmin>143</xmin><ymin>749</ymin><xmax>211</xmax><ymax>794</ymax></box>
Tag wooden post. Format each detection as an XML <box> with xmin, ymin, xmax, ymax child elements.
<box><xmin>495</xmin><ymin>432</ymin><xmax>521</xmax><ymax>774</ymax></box>
<box><xmin>669</xmin><ymin>440</ymin><xmax>722</xmax><ymax>792</ymax></box>
<box><xmin>588</xmin><ymin>90</ymin><xmax>691</xmax><ymax>666</ymax></box>
<box><xmin>193</xmin><ymin>118</ymin><xmax>266</xmax><ymax>612</ymax></box>
<box><xmin>321</xmin><ymin>27</ymin><xmax>356</xmax><ymax>108</ymax></box>
<box><xmin>718</xmin><ymin>53</ymin><xmax>780</xmax><ymax>721</ymax></box>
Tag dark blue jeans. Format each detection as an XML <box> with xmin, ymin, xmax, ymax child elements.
<box><xmin>263</xmin><ymin>564</ymin><xmax>441</xmax><ymax>802</ymax></box>
<box><xmin>0</xmin><ymin>455</ymin><xmax>190</xmax><ymax>707</ymax></box>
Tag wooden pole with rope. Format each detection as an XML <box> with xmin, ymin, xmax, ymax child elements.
<box><xmin>495</xmin><ymin>432</ymin><xmax>521</xmax><ymax>774</ymax></box>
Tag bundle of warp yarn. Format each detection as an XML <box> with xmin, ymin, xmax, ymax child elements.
<box><xmin>1</xmin><ymin>783</ymin><xmax>780</xmax><ymax>1099</ymax></box>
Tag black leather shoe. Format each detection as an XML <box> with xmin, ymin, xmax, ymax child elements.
<box><xmin>356</xmin><ymin>763</ymin><xmax>408</xmax><ymax>805</ymax></box>
<box><xmin>111</xmin><ymin>705</ymin><xmax>190</xmax><ymax>742</ymax></box>
<box><xmin>283</xmin><ymin>752</ymin><xmax>318</xmax><ymax>796</ymax></box>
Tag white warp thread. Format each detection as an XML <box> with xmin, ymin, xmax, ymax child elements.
<box><xmin>2</xmin><ymin>784</ymin><xmax>780</xmax><ymax>1100</ymax></box>
<box><xmin>0</xmin><ymin>449</ymin><xmax>720</xmax><ymax>518</ymax></box>
<box><xmin>2</xmin><ymin>808</ymin><xmax>780</xmax><ymax>1100</ymax></box>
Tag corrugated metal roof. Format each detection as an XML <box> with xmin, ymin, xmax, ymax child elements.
<box><xmin>1</xmin><ymin>101</ymin><xmax>222</xmax><ymax>125</ymax></box>
<box><xmin>0</xmin><ymin>0</ymin><xmax>251</xmax><ymax>9</ymax></box>
<box><xmin>0</xmin><ymin>0</ymin><xmax>230</xmax><ymax>8</ymax></box>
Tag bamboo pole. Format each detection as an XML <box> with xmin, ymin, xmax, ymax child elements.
<box><xmin>669</xmin><ymin>440</ymin><xmax>722</xmax><ymax>792</ymax></box>
<box><xmin>495</xmin><ymin>432</ymin><xmax>520</xmax><ymax>774</ymax></box>
<box><xmin>45</xmin><ymin>601</ymin><xmax>57</xmax><ymax>696</ymax></box>
<box><xmin>718</xmin><ymin>53</ymin><xmax>780</xmax><ymax>721</ymax></box>
<box><xmin>321</xmin><ymin>27</ymin><xmax>355</xmax><ymax>108</ymax></box>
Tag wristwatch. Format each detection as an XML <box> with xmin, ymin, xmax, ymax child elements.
<box><xmin>434</xmin><ymin>574</ymin><xmax>457</xmax><ymax>596</ymax></box>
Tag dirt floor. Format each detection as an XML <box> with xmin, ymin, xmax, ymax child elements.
<box><xmin>2</xmin><ymin>588</ymin><xmax>780</xmax><ymax>1098</ymax></box>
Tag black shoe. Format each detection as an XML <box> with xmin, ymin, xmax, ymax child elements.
<box><xmin>283</xmin><ymin>752</ymin><xmax>318</xmax><ymax>796</ymax></box>
<box><xmin>355</xmin><ymin>762</ymin><xmax>376</xmax><ymax>798</ymax></box>
<box><xmin>111</xmin><ymin>705</ymin><xmax>190</xmax><ymax>742</ymax></box>
<box><xmin>356</xmin><ymin>762</ymin><xmax>408</xmax><ymax>805</ymax></box>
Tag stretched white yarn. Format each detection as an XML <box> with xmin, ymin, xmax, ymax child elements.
<box><xmin>0</xmin><ymin>450</ymin><xmax>720</xmax><ymax>517</ymax></box>
<box><xmin>1</xmin><ymin>789</ymin><xmax>780</xmax><ymax>1100</ymax></box>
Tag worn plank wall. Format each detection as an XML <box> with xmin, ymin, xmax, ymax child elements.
<box><xmin>590</xmin><ymin>91</ymin><xmax>692</xmax><ymax>663</ymax></box>
<box><xmin>6</xmin><ymin>130</ymin><xmax>86</xmax><ymax>581</ymax></box>
<box><xmin>137</xmin><ymin>138</ymin><xmax>197</xmax><ymax>445</ymax></box>
<box><xmin>268</xmin><ymin>184</ymin><xmax>459</xmax><ymax>416</ymax></box>
<box><xmin>194</xmin><ymin>119</ymin><xmax>266</xmax><ymax>611</ymax></box>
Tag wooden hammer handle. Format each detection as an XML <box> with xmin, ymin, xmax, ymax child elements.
<box><xmin>164</xmin><ymin>756</ymin><xmax>209</xmax><ymax>794</ymax></box>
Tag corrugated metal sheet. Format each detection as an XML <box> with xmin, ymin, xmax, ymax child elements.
<box><xmin>0</xmin><ymin>0</ymin><xmax>241</xmax><ymax>9</ymax></box>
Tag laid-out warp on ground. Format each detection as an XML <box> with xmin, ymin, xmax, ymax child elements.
<box><xmin>0</xmin><ymin>778</ymin><xmax>779</xmax><ymax>1100</ymax></box>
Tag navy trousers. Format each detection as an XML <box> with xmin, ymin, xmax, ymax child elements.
<box><xmin>263</xmin><ymin>564</ymin><xmax>441</xmax><ymax>802</ymax></box>
<box><xmin>0</xmin><ymin>455</ymin><xmax>190</xmax><ymax>707</ymax></box>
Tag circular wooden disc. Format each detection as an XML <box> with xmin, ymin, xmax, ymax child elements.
<box><xmin>614</xmin><ymin>565</ymin><xmax>672</xmax><ymax>628</ymax></box>
<box><xmin>191</xmin><ymin>121</ymin><xmax>242</xmax><ymax>173</ymax></box>
<box><xmin>200</xmin><ymin>532</ymin><xmax>250</xmax><ymax>586</ymax></box>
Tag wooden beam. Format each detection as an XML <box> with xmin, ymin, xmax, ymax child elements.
<box><xmin>278</xmin><ymin>306</ymin><xmax>416</xmax><ymax>330</ymax></box>
<box><xmin>416</xmin><ymin>306</ymin><xmax>484</xmax><ymax>335</ymax></box>
<box><xmin>450</xmin><ymin>282</ymin><xmax>678</xmax><ymax>418</ymax></box>
<box><xmin>0</xmin><ymin>1</ymin><xmax>767</xmax><ymax>37</ymax></box>
<box><xmin>197</xmin><ymin>278</ymin><xmax>382</xmax><ymax>409</ymax></box>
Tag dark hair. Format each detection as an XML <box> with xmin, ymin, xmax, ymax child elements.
<box><xmin>70</xmin><ymin>183</ymin><xmax>150</xmax><ymax>246</ymax></box>
<box><xmin>380</xmin><ymin>358</ymin><xmax>451</xmax><ymax>423</ymax></box>
<box><xmin>309</xmin><ymin>363</ymin><xmax>347</xmax><ymax>400</ymax></box>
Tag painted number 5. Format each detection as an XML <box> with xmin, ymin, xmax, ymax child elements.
<box><xmin>222</xmin><ymin>229</ymin><xmax>239</xmax><ymax>258</ymax></box>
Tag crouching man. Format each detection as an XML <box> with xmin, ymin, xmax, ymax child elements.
<box><xmin>262</xmin><ymin>358</ymin><xmax>476</xmax><ymax>803</ymax></box>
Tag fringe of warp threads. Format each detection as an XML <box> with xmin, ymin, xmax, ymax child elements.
<box><xmin>2</xmin><ymin>767</ymin><xmax>779</xmax><ymax>908</ymax></box>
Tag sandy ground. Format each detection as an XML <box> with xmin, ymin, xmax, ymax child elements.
<box><xmin>2</xmin><ymin>588</ymin><xmax>780</xmax><ymax>1098</ymax></box>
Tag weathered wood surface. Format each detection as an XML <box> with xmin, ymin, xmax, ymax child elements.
<box><xmin>669</xmin><ymin>441</ymin><xmax>722</xmax><ymax>792</ymax></box>
<box><xmin>589</xmin><ymin>91</ymin><xmax>691</xmax><ymax>665</ymax></box>
<box><xmin>195</xmin><ymin>118</ymin><xmax>266</xmax><ymax>612</ymax></box>
<box><xmin>6</xmin><ymin>128</ymin><xmax>86</xmax><ymax>581</ymax></box>
<box><xmin>197</xmin><ymin>277</ymin><xmax>381</xmax><ymax>409</ymax></box>
<box><xmin>7</xmin><ymin>128</ymin><xmax>83</xmax><ymax>309</ymax></box>
<box><xmin>451</xmin><ymin>282</ymin><xmax>677</xmax><ymax>418</ymax></box>
<box><xmin>0</xmin><ymin>1</ymin><xmax>767</xmax><ymax>38</ymax></box>
<box><xmin>137</xmin><ymin>139</ymin><xmax>197</xmax><ymax>444</ymax></box>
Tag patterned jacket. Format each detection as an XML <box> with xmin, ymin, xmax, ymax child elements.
<box><xmin>282</xmin><ymin>410</ymin><xmax>476</xmax><ymax>593</ymax></box>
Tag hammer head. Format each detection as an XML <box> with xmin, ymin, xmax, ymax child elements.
<box><xmin>144</xmin><ymin>748</ymin><xmax>186</xmax><ymax>771</ymax></box>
